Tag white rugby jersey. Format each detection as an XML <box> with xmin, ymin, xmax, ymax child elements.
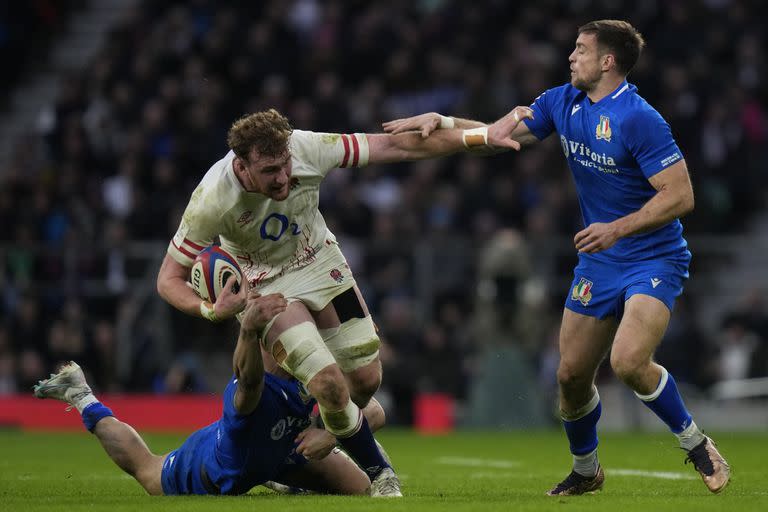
<box><xmin>168</xmin><ymin>130</ymin><xmax>369</xmax><ymax>284</ymax></box>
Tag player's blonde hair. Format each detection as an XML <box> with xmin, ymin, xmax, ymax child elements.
<box><xmin>227</xmin><ymin>109</ymin><xmax>293</xmax><ymax>160</ymax></box>
<box><xmin>578</xmin><ymin>20</ymin><xmax>646</xmax><ymax>75</ymax></box>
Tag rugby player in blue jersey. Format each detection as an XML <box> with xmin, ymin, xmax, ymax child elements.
<box><xmin>384</xmin><ymin>19</ymin><xmax>730</xmax><ymax>495</ymax></box>
<box><xmin>33</xmin><ymin>291</ymin><xmax>384</xmax><ymax>496</ymax></box>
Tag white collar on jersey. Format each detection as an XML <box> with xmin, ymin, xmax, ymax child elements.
<box><xmin>611</xmin><ymin>82</ymin><xmax>630</xmax><ymax>100</ymax></box>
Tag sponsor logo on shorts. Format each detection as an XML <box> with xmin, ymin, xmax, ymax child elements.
<box><xmin>651</xmin><ymin>277</ymin><xmax>662</xmax><ymax>288</ymax></box>
<box><xmin>329</xmin><ymin>268</ymin><xmax>344</xmax><ymax>283</ymax></box>
<box><xmin>572</xmin><ymin>277</ymin><xmax>594</xmax><ymax>306</ymax></box>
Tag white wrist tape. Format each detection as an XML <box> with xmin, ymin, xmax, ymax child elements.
<box><xmin>200</xmin><ymin>300</ymin><xmax>218</xmax><ymax>322</ymax></box>
<box><xmin>462</xmin><ymin>126</ymin><xmax>488</xmax><ymax>148</ymax></box>
<box><xmin>438</xmin><ymin>114</ymin><xmax>455</xmax><ymax>129</ymax></box>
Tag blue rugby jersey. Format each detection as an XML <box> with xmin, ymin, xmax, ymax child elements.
<box><xmin>161</xmin><ymin>372</ymin><xmax>315</xmax><ymax>495</ymax></box>
<box><xmin>524</xmin><ymin>81</ymin><xmax>690</xmax><ymax>262</ymax></box>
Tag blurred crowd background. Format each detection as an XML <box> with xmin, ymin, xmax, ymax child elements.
<box><xmin>1</xmin><ymin>0</ymin><xmax>767</xmax><ymax>426</ymax></box>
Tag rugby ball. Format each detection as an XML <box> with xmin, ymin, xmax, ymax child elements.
<box><xmin>190</xmin><ymin>246</ymin><xmax>243</xmax><ymax>303</ymax></box>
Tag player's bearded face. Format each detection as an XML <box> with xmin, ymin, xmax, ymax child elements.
<box><xmin>239</xmin><ymin>149</ymin><xmax>293</xmax><ymax>200</ymax></box>
<box><xmin>569</xmin><ymin>33</ymin><xmax>603</xmax><ymax>92</ymax></box>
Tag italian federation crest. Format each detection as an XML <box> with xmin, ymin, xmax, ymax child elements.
<box><xmin>595</xmin><ymin>115</ymin><xmax>612</xmax><ymax>142</ymax></box>
<box><xmin>572</xmin><ymin>277</ymin><xmax>594</xmax><ymax>306</ymax></box>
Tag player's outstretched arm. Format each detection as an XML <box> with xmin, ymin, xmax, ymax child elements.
<box><xmin>232</xmin><ymin>291</ymin><xmax>288</xmax><ymax>414</ymax></box>
<box><xmin>574</xmin><ymin>160</ymin><xmax>694</xmax><ymax>254</ymax></box>
<box><xmin>367</xmin><ymin>106</ymin><xmax>533</xmax><ymax>164</ymax></box>
<box><xmin>382</xmin><ymin>109</ymin><xmax>539</xmax><ymax>147</ymax></box>
<box><xmin>382</xmin><ymin>113</ymin><xmax>486</xmax><ymax>137</ymax></box>
<box><xmin>157</xmin><ymin>254</ymin><xmax>246</xmax><ymax>321</ymax></box>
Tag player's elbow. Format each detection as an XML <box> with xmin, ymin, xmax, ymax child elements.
<box><xmin>234</xmin><ymin>366</ymin><xmax>265</xmax><ymax>398</ymax></box>
<box><xmin>233</xmin><ymin>377</ymin><xmax>264</xmax><ymax>415</ymax></box>
<box><xmin>156</xmin><ymin>269</ymin><xmax>172</xmax><ymax>301</ymax></box>
<box><xmin>156</xmin><ymin>272</ymin><xmax>166</xmax><ymax>298</ymax></box>
<box><xmin>679</xmin><ymin>189</ymin><xmax>695</xmax><ymax>216</ymax></box>
<box><xmin>157</xmin><ymin>255</ymin><xmax>190</xmax><ymax>302</ymax></box>
<box><xmin>238</xmin><ymin>374</ymin><xmax>265</xmax><ymax>395</ymax></box>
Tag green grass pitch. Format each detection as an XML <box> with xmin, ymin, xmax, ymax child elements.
<box><xmin>1</xmin><ymin>429</ymin><xmax>766</xmax><ymax>511</ymax></box>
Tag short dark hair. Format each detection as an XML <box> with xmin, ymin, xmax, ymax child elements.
<box><xmin>227</xmin><ymin>109</ymin><xmax>293</xmax><ymax>160</ymax></box>
<box><xmin>578</xmin><ymin>20</ymin><xmax>646</xmax><ymax>75</ymax></box>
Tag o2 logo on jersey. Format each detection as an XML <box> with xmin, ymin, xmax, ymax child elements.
<box><xmin>260</xmin><ymin>213</ymin><xmax>302</xmax><ymax>241</ymax></box>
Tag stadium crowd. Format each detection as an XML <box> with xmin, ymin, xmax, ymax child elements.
<box><xmin>0</xmin><ymin>1</ymin><xmax>81</xmax><ymax>102</ymax></box>
<box><xmin>1</xmin><ymin>0</ymin><xmax>766</xmax><ymax>424</ymax></box>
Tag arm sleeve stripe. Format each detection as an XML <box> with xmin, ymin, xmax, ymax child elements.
<box><xmin>183</xmin><ymin>238</ymin><xmax>204</xmax><ymax>251</ymax></box>
<box><xmin>172</xmin><ymin>240</ymin><xmax>197</xmax><ymax>260</ymax></box>
<box><xmin>350</xmin><ymin>134</ymin><xmax>360</xmax><ymax>167</ymax></box>
<box><xmin>340</xmin><ymin>134</ymin><xmax>351</xmax><ymax>168</ymax></box>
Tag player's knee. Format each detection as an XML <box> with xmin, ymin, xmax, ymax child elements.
<box><xmin>272</xmin><ymin>322</ymin><xmax>335</xmax><ymax>386</ymax></box>
<box><xmin>308</xmin><ymin>365</ymin><xmax>350</xmax><ymax>409</ymax></box>
<box><xmin>325</xmin><ymin>316</ymin><xmax>381</xmax><ymax>379</ymax></box>
<box><xmin>610</xmin><ymin>346</ymin><xmax>649</xmax><ymax>383</ymax></box>
<box><xmin>346</xmin><ymin>364</ymin><xmax>381</xmax><ymax>407</ymax></box>
<box><xmin>556</xmin><ymin>362</ymin><xmax>589</xmax><ymax>390</ymax></box>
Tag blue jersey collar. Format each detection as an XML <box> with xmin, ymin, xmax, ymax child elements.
<box><xmin>579</xmin><ymin>81</ymin><xmax>635</xmax><ymax>109</ymax></box>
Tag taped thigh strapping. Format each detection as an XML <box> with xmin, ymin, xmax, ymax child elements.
<box><xmin>323</xmin><ymin>316</ymin><xmax>380</xmax><ymax>373</ymax></box>
<box><xmin>271</xmin><ymin>322</ymin><xmax>335</xmax><ymax>385</ymax></box>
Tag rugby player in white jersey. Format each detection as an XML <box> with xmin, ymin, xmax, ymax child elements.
<box><xmin>156</xmin><ymin>107</ymin><xmax>532</xmax><ymax>496</ymax></box>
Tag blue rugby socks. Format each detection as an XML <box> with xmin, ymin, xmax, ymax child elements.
<box><xmin>81</xmin><ymin>402</ymin><xmax>115</xmax><ymax>433</ymax></box>
<box><xmin>336</xmin><ymin>416</ymin><xmax>389</xmax><ymax>480</ymax></box>
<box><xmin>562</xmin><ymin>389</ymin><xmax>601</xmax><ymax>477</ymax></box>
<box><xmin>635</xmin><ymin>366</ymin><xmax>704</xmax><ymax>450</ymax></box>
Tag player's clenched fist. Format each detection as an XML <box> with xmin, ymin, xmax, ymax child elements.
<box><xmin>295</xmin><ymin>427</ymin><xmax>337</xmax><ymax>460</ymax></box>
<box><xmin>210</xmin><ymin>274</ymin><xmax>249</xmax><ymax>321</ymax></box>
<box><xmin>240</xmin><ymin>292</ymin><xmax>288</xmax><ymax>334</ymax></box>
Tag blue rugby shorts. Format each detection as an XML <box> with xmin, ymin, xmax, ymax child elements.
<box><xmin>564</xmin><ymin>252</ymin><xmax>690</xmax><ymax>319</ymax></box>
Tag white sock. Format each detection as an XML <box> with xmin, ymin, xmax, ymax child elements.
<box><xmin>676</xmin><ymin>420</ymin><xmax>705</xmax><ymax>451</ymax></box>
<box><xmin>573</xmin><ymin>449</ymin><xmax>599</xmax><ymax>477</ymax></box>
<box><xmin>73</xmin><ymin>393</ymin><xmax>98</xmax><ymax>414</ymax></box>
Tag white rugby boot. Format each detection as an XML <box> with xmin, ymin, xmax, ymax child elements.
<box><xmin>369</xmin><ymin>467</ymin><xmax>402</xmax><ymax>498</ymax></box>
<box><xmin>33</xmin><ymin>361</ymin><xmax>93</xmax><ymax>410</ymax></box>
